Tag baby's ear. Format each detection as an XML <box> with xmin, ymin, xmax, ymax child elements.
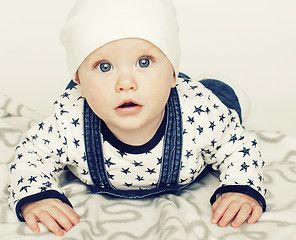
<box><xmin>75</xmin><ymin>71</ymin><xmax>81</xmax><ymax>85</ymax></box>
<box><xmin>171</xmin><ymin>71</ymin><xmax>177</xmax><ymax>88</ymax></box>
<box><xmin>75</xmin><ymin>72</ymin><xmax>85</xmax><ymax>97</ymax></box>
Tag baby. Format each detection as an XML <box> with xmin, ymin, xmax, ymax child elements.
<box><xmin>8</xmin><ymin>0</ymin><xmax>266</xmax><ymax>236</ymax></box>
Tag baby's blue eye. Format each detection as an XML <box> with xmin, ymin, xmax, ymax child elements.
<box><xmin>97</xmin><ymin>62</ymin><xmax>112</xmax><ymax>72</ymax></box>
<box><xmin>137</xmin><ymin>58</ymin><xmax>151</xmax><ymax>68</ymax></box>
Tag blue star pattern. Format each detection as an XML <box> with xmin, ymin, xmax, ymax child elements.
<box><xmin>177</xmin><ymin>78</ymin><xmax>265</xmax><ymax>197</ymax></box>
<box><xmin>7</xmin><ymin>87</ymin><xmax>92</xmax><ymax>211</ymax></box>
<box><xmin>7</xmin><ymin>76</ymin><xmax>266</xmax><ymax>214</ymax></box>
<box><xmin>101</xmin><ymin>136</ymin><xmax>162</xmax><ymax>190</ymax></box>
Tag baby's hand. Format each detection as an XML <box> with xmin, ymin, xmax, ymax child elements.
<box><xmin>21</xmin><ymin>198</ymin><xmax>80</xmax><ymax>236</ymax></box>
<box><xmin>211</xmin><ymin>192</ymin><xmax>262</xmax><ymax>228</ymax></box>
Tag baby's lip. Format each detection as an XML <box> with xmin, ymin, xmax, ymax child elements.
<box><xmin>116</xmin><ymin>100</ymin><xmax>142</xmax><ymax>109</ymax></box>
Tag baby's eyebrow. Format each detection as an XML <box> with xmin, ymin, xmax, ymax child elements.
<box><xmin>131</xmin><ymin>42</ymin><xmax>160</xmax><ymax>53</ymax></box>
<box><xmin>144</xmin><ymin>45</ymin><xmax>161</xmax><ymax>53</ymax></box>
<box><xmin>86</xmin><ymin>53</ymin><xmax>108</xmax><ymax>63</ymax></box>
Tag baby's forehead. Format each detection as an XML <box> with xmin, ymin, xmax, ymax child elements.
<box><xmin>89</xmin><ymin>38</ymin><xmax>164</xmax><ymax>57</ymax></box>
<box><xmin>100</xmin><ymin>38</ymin><xmax>160</xmax><ymax>51</ymax></box>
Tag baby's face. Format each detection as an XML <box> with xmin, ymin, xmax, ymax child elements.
<box><xmin>77</xmin><ymin>38</ymin><xmax>176</xmax><ymax>145</ymax></box>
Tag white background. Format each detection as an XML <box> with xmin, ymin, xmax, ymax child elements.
<box><xmin>0</xmin><ymin>0</ymin><xmax>295</xmax><ymax>134</ymax></box>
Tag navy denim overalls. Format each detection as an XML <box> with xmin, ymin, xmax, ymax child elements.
<box><xmin>83</xmin><ymin>73</ymin><xmax>242</xmax><ymax>198</ymax></box>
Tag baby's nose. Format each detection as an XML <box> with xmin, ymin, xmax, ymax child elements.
<box><xmin>115</xmin><ymin>74</ymin><xmax>138</xmax><ymax>92</ymax></box>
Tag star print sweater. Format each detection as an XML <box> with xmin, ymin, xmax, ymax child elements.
<box><xmin>8</xmin><ymin>74</ymin><xmax>266</xmax><ymax>221</ymax></box>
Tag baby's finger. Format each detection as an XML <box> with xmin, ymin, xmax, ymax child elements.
<box><xmin>23</xmin><ymin>212</ymin><xmax>40</xmax><ymax>234</ymax></box>
<box><xmin>49</xmin><ymin>206</ymin><xmax>76</xmax><ymax>232</ymax></box>
<box><xmin>38</xmin><ymin>210</ymin><xmax>64</xmax><ymax>236</ymax></box>
<box><xmin>56</xmin><ymin>202</ymin><xmax>80</xmax><ymax>226</ymax></box>
<box><xmin>217</xmin><ymin>202</ymin><xmax>240</xmax><ymax>227</ymax></box>
<box><xmin>211</xmin><ymin>196</ymin><xmax>222</xmax><ymax>212</ymax></box>
<box><xmin>211</xmin><ymin>197</ymin><xmax>232</xmax><ymax>224</ymax></box>
<box><xmin>232</xmin><ymin>202</ymin><xmax>252</xmax><ymax>228</ymax></box>
<box><xmin>248</xmin><ymin>205</ymin><xmax>263</xmax><ymax>224</ymax></box>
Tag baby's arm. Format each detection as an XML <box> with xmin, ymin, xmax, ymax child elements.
<box><xmin>182</xmin><ymin>79</ymin><xmax>266</xmax><ymax>227</ymax></box>
<box><xmin>211</xmin><ymin>192</ymin><xmax>263</xmax><ymax>228</ymax></box>
<box><xmin>21</xmin><ymin>198</ymin><xmax>80</xmax><ymax>236</ymax></box>
<box><xmin>8</xmin><ymin>115</ymin><xmax>76</xmax><ymax>230</ymax></box>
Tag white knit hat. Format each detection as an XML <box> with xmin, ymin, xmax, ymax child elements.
<box><xmin>60</xmin><ymin>0</ymin><xmax>180</xmax><ymax>79</ymax></box>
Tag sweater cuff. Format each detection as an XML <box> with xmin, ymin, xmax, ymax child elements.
<box><xmin>15</xmin><ymin>190</ymin><xmax>73</xmax><ymax>222</ymax></box>
<box><xmin>210</xmin><ymin>185</ymin><xmax>266</xmax><ymax>212</ymax></box>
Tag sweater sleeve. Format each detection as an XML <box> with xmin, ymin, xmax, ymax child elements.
<box><xmin>7</xmin><ymin>115</ymin><xmax>72</xmax><ymax>221</ymax></box>
<box><xmin>209</xmin><ymin>122</ymin><xmax>266</xmax><ymax>211</ymax></box>
<box><xmin>176</xmin><ymin>76</ymin><xmax>266</xmax><ymax>211</ymax></box>
<box><xmin>199</xmin><ymin>97</ymin><xmax>266</xmax><ymax>211</ymax></box>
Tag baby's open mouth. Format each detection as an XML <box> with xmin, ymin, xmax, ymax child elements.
<box><xmin>115</xmin><ymin>100</ymin><xmax>143</xmax><ymax>115</ymax></box>
<box><xmin>118</xmin><ymin>102</ymin><xmax>139</xmax><ymax>108</ymax></box>
<box><xmin>117</xmin><ymin>100</ymin><xmax>142</xmax><ymax>109</ymax></box>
